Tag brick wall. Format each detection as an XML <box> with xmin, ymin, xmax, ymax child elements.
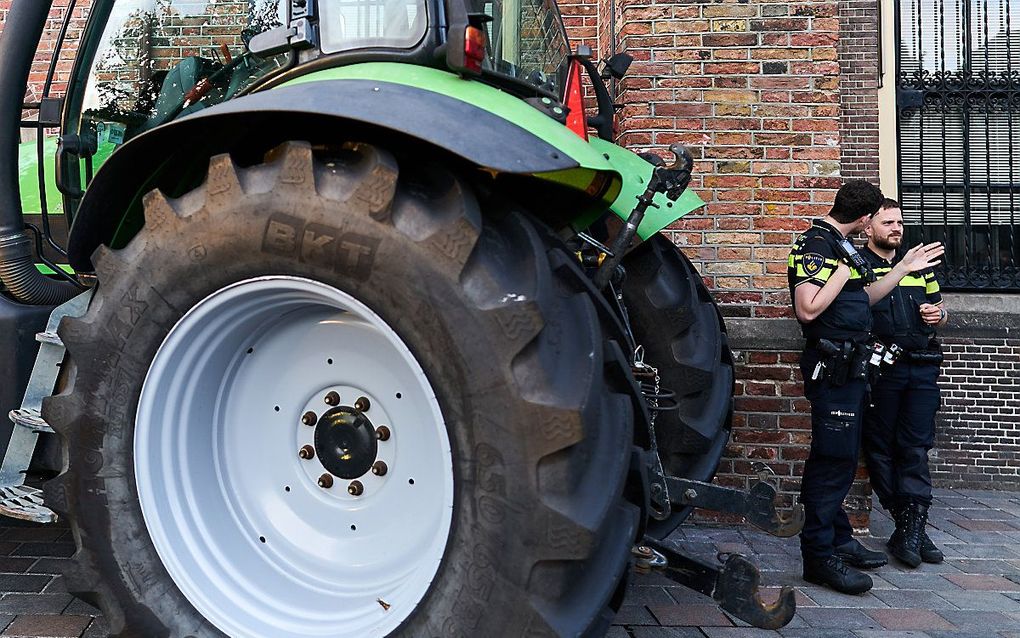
<box><xmin>0</xmin><ymin>0</ymin><xmax>93</xmax><ymax>120</ymax></box>
<box><xmin>836</xmin><ymin>0</ymin><xmax>880</xmax><ymax>183</ymax></box>
<box><xmin>935</xmin><ymin>337</ymin><xmax>1020</xmax><ymax>490</ymax></box>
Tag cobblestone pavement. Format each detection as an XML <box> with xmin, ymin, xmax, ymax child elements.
<box><xmin>0</xmin><ymin>488</ymin><xmax>1018</xmax><ymax>636</ymax></box>
<box><xmin>612</xmin><ymin>488</ymin><xmax>1020</xmax><ymax>637</ymax></box>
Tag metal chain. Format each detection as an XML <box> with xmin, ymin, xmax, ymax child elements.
<box><xmin>634</xmin><ymin>345</ymin><xmax>671</xmax><ymax>518</ymax></box>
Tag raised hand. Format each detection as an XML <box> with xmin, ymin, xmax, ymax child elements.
<box><xmin>899</xmin><ymin>242</ymin><xmax>944</xmax><ymax>273</ymax></box>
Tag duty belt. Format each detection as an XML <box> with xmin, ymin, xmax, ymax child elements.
<box><xmin>808</xmin><ymin>338</ymin><xmax>901</xmax><ymax>386</ymax></box>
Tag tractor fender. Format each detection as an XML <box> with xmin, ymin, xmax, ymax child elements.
<box><xmin>67</xmin><ymin>72</ymin><xmax>619</xmax><ymax>271</ymax></box>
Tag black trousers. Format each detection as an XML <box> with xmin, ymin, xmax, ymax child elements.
<box><xmin>799</xmin><ymin>349</ymin><xmax>868</xmax><ymax>559</ymax></box>
<box><xmin>863</xmin><ymin>359</ymin><xmax>941</xmax><ymax>510</ymax></box>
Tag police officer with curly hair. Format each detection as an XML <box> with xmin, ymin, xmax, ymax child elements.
<box><xmin>861</xmin><ymin>199</ymin><xmax>948</xmax><ymax>568</ymax></box>
<box><xmin>788</xmin><ymin>181</ymin><xmax>943</xmax><ymax>594</ymax></box>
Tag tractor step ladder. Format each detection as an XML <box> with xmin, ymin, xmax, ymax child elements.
<box><xmin>1</xmin><ymin>290</ymin><xmax>93</xmax><ymax>523</ymax></box>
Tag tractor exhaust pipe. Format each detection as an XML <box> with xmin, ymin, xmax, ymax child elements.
<box><xmin>0</xmin><ymin>0</ymin><xmax>78</xmax><ymax>305</ymax></box>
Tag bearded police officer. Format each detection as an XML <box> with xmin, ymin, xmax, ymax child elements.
<box><xmin>788</xmin><ymin>181</ymin><xmax>943</xmax><ymax>595</ymax></box>
<box><xmin>861</xmin><ymin>199</ymin><xmax>948</xmax><ymax>568</ymax></box>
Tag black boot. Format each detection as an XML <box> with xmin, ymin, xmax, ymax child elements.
<box><xmin>920</xmin><ymin>529</ymin><xmax>944</xmax><ymax>564</ymax></box>
<box><xmin>803</xmin><ymin>555</ymin><xmax>873</xmax><ymax>594</ymax></box>
<box><xmin>834</xmin><ymin>538</ymin><xmax>888</xmax><ymax>569</ymax></box>
<box><xmin>885</xmin><ymin>504</ymin><xmax>902</xmax><ymax>551</ymax></box>
<box><xmin>889</xmin><ymin>502</ymin><xmax>925</xmax><ymax>568</ymax></box>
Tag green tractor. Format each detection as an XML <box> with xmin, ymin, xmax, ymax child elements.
<box><xmin>0</xmin><ymin>0</ymin><xmax>803</xmax><ymax>635</ymax></box>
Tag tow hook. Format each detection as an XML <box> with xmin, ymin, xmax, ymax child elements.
<box><xmin>640</xmin><ymin>540</ymin><xmax>797</xmax><ymax>630</ymax></box>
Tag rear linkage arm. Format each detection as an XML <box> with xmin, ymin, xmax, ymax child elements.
<box><xmin>637</xmin><ymin>464</ymin><xmax>804</xmax><ymax>629</ymax></box>
<box><xmin>593</xmin><ymin>143</ymin><xmax>693</xmax><ymax>290</ymax></box>
<box><xmin>664</xmin><ymin>474</ymin><xmax>805</xmax><ymax>538</ymax></box>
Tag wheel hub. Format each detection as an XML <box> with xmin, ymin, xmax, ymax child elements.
<box><xmin>314</xmin><ymin>407</ymin><xmax>378</xmax><ymax>479</ymax></box>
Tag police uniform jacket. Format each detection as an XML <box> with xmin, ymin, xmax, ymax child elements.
<box><xmin>861</xmin><ymin>246</ymin><xmax>943</xmax><ymax>352</ymax></box>
<box><xmin>787</xmin><ymin>219</ymin><xmax>872</xmax><ymax>344</ymax></box>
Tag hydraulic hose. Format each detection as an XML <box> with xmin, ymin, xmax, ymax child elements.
<box><xmin>0</xmin><ymin>0</ymin><xmax>78</xmax><ymax>305</ymax></box>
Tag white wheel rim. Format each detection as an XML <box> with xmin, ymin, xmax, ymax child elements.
<box><xmin>135</xmin><ymin>276</ymin><xmax>454</xmax><ymax>638</ymax></box>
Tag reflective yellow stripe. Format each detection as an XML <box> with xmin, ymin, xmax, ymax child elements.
<box><xmin>899</xmin><ymin>274</ymin><xmax>926</xmax><ymax>287</ymax></box>
<box><xmin>926</xmin><ymin>279</ymin><xmax>941</xmax><ymax>294</ymax></box>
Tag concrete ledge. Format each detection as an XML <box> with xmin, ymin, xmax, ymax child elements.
<box><xmin>725</xmin><ymin>292</ymin><xmax>1020</xmax><ymax>351</ymax></box>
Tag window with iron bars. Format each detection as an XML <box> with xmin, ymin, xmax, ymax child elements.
<box><xmin>896</xmin><ymin>0</ymin><xmax>1020</xmax><ymax>290</ymax></box>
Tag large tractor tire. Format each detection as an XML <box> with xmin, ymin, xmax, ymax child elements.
<box><xmin>621</xmin><ymin>234</ymin><xmax>734</xmax><ymax>538</ymax></box>
<box><xmin>42</xmin><ymin>141</ymin><xmax>639</xmax><ymax>637</ymax></box>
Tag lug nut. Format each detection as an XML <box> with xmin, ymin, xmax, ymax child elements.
<box><xmin>354</xmin><ymin>396</ymin><xmax>370</xmax><ymax>412</ymax></box>
<box><xmin>376</xmin><ymin>425</ymin><xmax>391</xmax><ymax>441</ymax></box>
<box><xmin>318</xmin><ymin>473</ymin><xmax>334</xmax><ymax>489</ymax></box>
<box><xmin>324</xmin><ymin>391</ymin><xmax>340</xmax><ymax>406</ymax></box>
<box><xmin>348</xmin><ymin>480</ymin><xmax>364</xmax><ymax>496</ymax></box>
<box><xmin>371</xmin><ymin>461</ymin><xmax>388</xmax><ymax>476</ymax></box>
<box><xmin>301</xmin><ymin>411</ymin><xmax>317</xmax><ymax>426</ymax></box>
<box><xmin>299</xmin><ymin>445</ymin><xmax>315</xmax><ymax>460</ymax></box>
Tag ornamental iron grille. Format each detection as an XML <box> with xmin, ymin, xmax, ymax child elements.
<box><xmin>896</xmin><ymin>0</ymin><xmax>1020</xmax><ymax>290</ymax></box>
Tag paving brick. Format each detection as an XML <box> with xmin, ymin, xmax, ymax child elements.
<box><xmin>943</xmin><ymin>574</ymin><xmax>1020</xmax><ymax>592</ymax></box>
<box><xmin>613</xmin><ymin>605</ymin><xmax>658</xmax><ymax>625</ymax></box>
<box><xmin>648</xmin><ymin>603</ymin><xmax>734</xmax><ymax>627</ymax></box>
<box><xmin>631</xmin><ymin>628</ymin><xmax>706</xmax><ymax>638</ymax></box>
<box><xmin>1</xmin><ymin>614</ymin><xmax>90</xmax><ymax>637</ymax></box>
<box><xmin>0</xmin><ymin>595</ymin><xmax>73</xmax><ymax>615</ymax></box>
<box><xmin>852</xmin><ymin>628</ymin><xmax>938</xmax><ymax>632</ymax></box>
<box><xmin>952</xmin><ymin>545</ymin><xmax>1020</xmax><ymax>559</ymax></box>
<box><xmin>866</xmin><ymin>608</ymin><xmax>954</xmax><ymax>631</ymax></box>
<box><xmin>0</xmin><ymin>531</ymin><xmax>64</xmax><ymax>544</ymax></box>
<box><xmin>8</xmin><ymin>546</ymin><xmax>73</xmax><ymax>560</ymax></box>
<box><xmin>621</xmin><ymin>586</ymin><xmax>678</xmax><ymax>606</ymax></box>
<box><xmin>948</xmin><ymin>559</ymin><xmax>1020</xmax><ymax>575</ymax></box>
<box><xmin>778</xmin><ymin>629</ymin><xmax>857</xmax><ymax>637</ymax></box>
<box><xmin>948</xmin><ymin>519</ymin><xmax>1020</xmax><ymax>533</ymax></box>
<box><xmin>936</xmin><ymin>610</ymin><xmax>1020</xmax><ymax>630</ymax></box>
<box><xmin>0</xmin><ymin>560</ymin><xmax>34</xmax><ymax>575</ymax></box>
<box><xmin>798</xmin><ymin>588</ymin><xmax>888</xmax><ymax>608</ymax></box>
<box><xmin>870</xmin><ymin>590</ymin><xmax>955</xmax><ymax>610</ymax></box>
<box><xmin>938</xmin><ymin>591</ymin><xmax>1020</xmax><ymax>612</ymax></box>
<box><xmin>702</xmin><ymin>628</ymin><xmax>783</xmax><ymax>637</ymax></box>
<box><xmin>880</xmin><ymin>573</ymin><xmax>964</xmax><ymax>592</ymax></box>
<box><xmin>956</xmin><ymin>509</ymin><xmax>1020</xmax><ymax>522</ymax></box>
<box><xmin>794</xmin><ymin>608</ymin><xmax>882</xmax><ymax>630</ymax></box>
<box><xmin>25</xmin><ymin>562</ymin><xmax>67</xmax><ymax>577</ymax></box>
<box><xmin>0</xmin><ymin>577</ymin><xmax>50</xmax><ymax>595</ymax></box>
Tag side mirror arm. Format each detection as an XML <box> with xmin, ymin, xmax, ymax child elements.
<box><xmin>570</xmin><ymin>45</ymin><xmax>620</xmax><ymax>141</ymax></box>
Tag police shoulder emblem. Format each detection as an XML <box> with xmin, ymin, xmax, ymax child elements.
<box><xmin>802</xmin><ymin>252</ymin><xmax>825</xmax><ymax>277</ymax></box>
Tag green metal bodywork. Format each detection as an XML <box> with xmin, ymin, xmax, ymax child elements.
<box><xmin>18</xmin><ymin>137</ymin><xmax>116</xmax><ymax>215</ymax></box>
<box><xmin>21</xmin><ymin>61</ymin><xmax>703</xmax><ymax>252</ymax></box>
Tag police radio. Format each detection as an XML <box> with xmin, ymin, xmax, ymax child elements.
<box><xmin>833</xmin><ymin>237</ymin><xmax>877</xmax><ymax>284</ymax></box>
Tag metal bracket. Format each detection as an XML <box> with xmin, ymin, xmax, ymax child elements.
<box><xmin>663</xmin><ymin>475</ymin><xmax>805</xmax><ymax>538</ymax></box>
<box><xmin>643</xmin><ymin>539</ymin><xmax>797</xmax><ymax>630</ymax></box>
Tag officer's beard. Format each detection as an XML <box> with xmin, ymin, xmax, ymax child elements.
<box><xmin>872</xmin><ymin>234</ymin><xmax>902</xmax><ymax>251</ymax></box>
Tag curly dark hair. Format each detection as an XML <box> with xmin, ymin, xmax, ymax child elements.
<box><xmin>830</xmin><ymin>180</ymin><xmax>884</xmax><ymax>224</ymax></box>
